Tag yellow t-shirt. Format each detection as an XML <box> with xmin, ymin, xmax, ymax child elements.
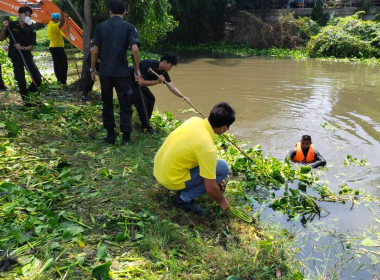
<box><xmin>154</xmin><ymin>117</ymin><xmax>217</xmax><ymax>190</ymax></box>
<box><xmin>47</xmin><ymin>21</ymin><xmax>64</xmax><ymax>48</ymax></box>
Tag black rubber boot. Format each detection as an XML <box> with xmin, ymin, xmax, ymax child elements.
<box><xmin>121</xmin><ymin>133</ymin><xmax>131</xmax><ymax>146</ymax></box>
<box><xmin>104</xmin><ymin>130</ymin><xmax>116</xmax><ymax>144</ymax></box>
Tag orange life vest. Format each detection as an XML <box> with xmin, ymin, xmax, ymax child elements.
<box><xmin>293</xmin><ymin>142</ymin><xmax>315</xmax><ymax>163</ymax></box>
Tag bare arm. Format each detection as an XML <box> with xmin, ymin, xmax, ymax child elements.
<box><xmin>204</xmin><ymin>178</ymin><xmax>229</xmax><ymax>211</ymax></box>
<box><xmin>14</xmin><ymin>44</ymin><xmax>33</xmax><ymax>51</ymax></box>
<box><xmin>131</xmin><ymin>44</ymin><xmax>141</xmax><ymax>77</ymax></box>
<box><xmin>58</xmin><ymin>10</ymin><xmax>65</xmax><ymax>29</ymax></box>
<box><xmin>90</xmin><ymin>45</ymin><xmax>99</xmax><ymax>81</ymax></box>
<box><xmin>0</xmin><ymin>20</ymin><xmax>9</xmax><ymax>41</ymax></box>
<box><xmin>166</xmin><ymin>81</ymin><xmax>191</xmax><ymax>103</ymax></box>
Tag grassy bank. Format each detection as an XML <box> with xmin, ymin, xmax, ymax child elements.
<box><xmin>151</xmin><ymin>41</ymin><xmax>380</xmax><ymax>65</ymax></box>
<box><xmin>0</xmin><ymin>89</ymin><xmax>306</xmax><ymax>279</ymax></box>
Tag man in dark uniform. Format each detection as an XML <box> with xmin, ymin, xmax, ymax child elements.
<box><xmin>91</xmin><ymin>0</ymin><xmax>141</xmax><ymax>145</ymax></box>
<box><xmin>130</xmin><ymin>53</ymin><xmax>190</xmax><ymax>134</ymax></box>
<box><xmin>0</xmin><ymin>6</ymin><xmax>42</xmax><ymax>103</ymax></box>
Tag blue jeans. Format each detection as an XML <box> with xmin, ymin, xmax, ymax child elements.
<box><xmin>179</xmin><ymin>159</ymin><xmax>230</xmax><ymax>202</ymax></box>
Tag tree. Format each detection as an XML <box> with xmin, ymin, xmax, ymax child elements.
<box><xmin>311</xmin><ymin>0</ymin><xmax>329</xmax><ymax>26</ymax></box>
<box><xmin>58</xmin><ymin>0</ymin><xmax>177</xmax><ymax>87</ymax></box>
<box><xmin>127</xmin><ymin>0</ymin><xmax>178</xmax><ymax>46</ymax></box>
<box><xmin>65</xmin><ymin>0</ymin><xmax>92</xmax><ymax>77</ymax></box>
<box><xmin>167</xmin><ymin>0</ymin><xmax>228</xmax><ymax>43</ymax></box>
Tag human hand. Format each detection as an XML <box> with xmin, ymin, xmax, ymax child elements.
<box><xmin>218</xmin><ymin>180</ymin><xmax>226</xmax><ymax>193</ymax></box>
<box><xmin>219</xmin><ymin>200</ymin><xmax>229</xmax><ymax>212</ymax></box>
<box><xmin>157</xmin><ymin>75</ymin><xmax>165</xmax><ymax>84</ymax></box>
<box><xmin>14</xmin><ymin>44</ymin><xmax>22</xmax><ymax>50</ymax></box>
<box><xmin>135</xmin><ymin>74</ymin><xmax>141</xmax><ymax>83</ymax></box>
<box><xmin>91</xmin><ymin>71</ymin><xmax>97</xmax><ymax>81</ymax></box>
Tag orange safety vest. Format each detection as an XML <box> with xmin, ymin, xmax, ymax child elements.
<box><xmin>293</xmin><ymin>142</ymin><xmax>315</xmax><ymax>163</ymax></box>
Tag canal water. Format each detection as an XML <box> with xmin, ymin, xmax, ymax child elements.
<box><xmin>151</xmin><ymin>57</ymin><xmax>380</xmax><ymax>279</ymax></box>
<box><xmin>39</xmin><ymin>55</ymin><xmax>379</xmax><ymax>278</ymax></box>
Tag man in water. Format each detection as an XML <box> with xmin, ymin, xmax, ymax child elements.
<box><xmin>285</xmin><ymin>135</ymin><xmax>326</xmax><ymax>168</ymax></box>
<box><xmin>154</xmin><ymin>102</ymin><xmax>235</xmax><ymax>215</ymax></box>
<box><xmin>0</xmin><ymin>6</ymin><xmax>42</xmax><ymax>104</ymax></box>
<box><xmin>130</xmin><ymin>52</ymin><xmax>190</xmax><ymax>134</ymax></box>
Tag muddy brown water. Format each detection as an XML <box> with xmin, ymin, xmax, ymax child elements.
<box><xmin>40</xmin><ymin>55</ymin><xmax>380</xmax><ymax>278</ymax></box>
<box><xmin>152</xmin><ymin>57</ymin><xmax>380</xmax><ymax>278</ymax></box>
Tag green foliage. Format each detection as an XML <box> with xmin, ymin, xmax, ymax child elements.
<box><xmin>298</xmin><ymin>17</ymin><xmax>321</xmax><ymax>37</ymax></box>
<box><xmin>343</xmin><ymin>155</ymin><xmax>368</xmax><ymax>167</ymax></box>
<box><xmin>165</xmin><ymin>41</ymin><xmax>308</xmax><ymax>58</ymax></box>
<box><xmin>127</xmin><ymin>0</ymin><xmax>178</xmax><ymax>46</ymax></box>
<box><xmin>167</xmin><ymin>0</ymin><xmax>227</xmax><ymax>43</ymax></box>
<box><xmin>307</xmin><ymin>12</ymin><xmax>380</xmax><ymax>58</ymax></box>
<box><xmin>0</xmin><ymin>49</ymin><xmax>15</xmax><ymax>89</ymax></box>
<box><xmin>226</xmin><ymin>11</ymin><xmax>309</xmax><ymax>49</ymax></box>
<box><xmin>311</xmin><ymin>0</ymin><xmax>330</xmax><ymax>26</ymax></box>
<box><xmin>92</xmin><ymin>261</ymin><xmax>112</xmax><ymax>280</ymax></box>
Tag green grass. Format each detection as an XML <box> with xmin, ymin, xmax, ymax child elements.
<box><xmin>0</xmin><ymin>89</ymin><xmax>304</xmax><ymax>279</ymax></box>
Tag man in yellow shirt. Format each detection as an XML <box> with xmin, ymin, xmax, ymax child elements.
<box><xmin>47</xmin><ymin>10</ymin><xmax>67</xmax><ymax>84</ymax></box>
<box><xmin>154</xmin><ymin>102</ymin><xmax>235</xmax><ymax>215</ymax></box>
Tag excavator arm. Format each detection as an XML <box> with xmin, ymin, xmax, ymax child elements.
<box><xmin>0</xmin><ymin>0</ymin><xmax>83</xmax><ymax>51</ymax></box>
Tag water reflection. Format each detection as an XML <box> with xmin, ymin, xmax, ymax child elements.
<box><xmin>152</xmin><ymin>57</ymin><xmax>380</xmax><ymax>277</ymax></box>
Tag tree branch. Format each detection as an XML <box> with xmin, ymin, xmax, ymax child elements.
<box><xmin>65</xmin><ymin>0</ymin><xmax>85</xmax><ymax>28</ymax></box>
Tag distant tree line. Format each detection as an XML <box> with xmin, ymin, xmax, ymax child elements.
<box><xmin>55</xmin><ymin>0</ymin><xmax>269</xmax><ymax>45</ymax></box>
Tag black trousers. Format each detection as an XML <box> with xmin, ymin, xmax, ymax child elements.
<box><xmin>82</xmin><ymin>70</ymin><xmax>95</xmax><ymax>98</ymax></box>
<box><xmin>99</xmin><ymin>75</ymin><xmax>133</xmax><ymax>134</ymax></box>
<box><xmin>11</xmin><ymin>54</ymin><xmax>42</xmax><ymax>100</ymax></box>
<box><xmin>49</xmin><ymin>47</ymin><xmax>68</xmax><ymax>84</ymax></box>
<box><xmin>131</xmin><ymin>86</ymin><xmax>155</xmax><ymax>128</ymax></box>
<box><xmin>0</xmin><ymin>63</ymin><xmax>5</xmax><ymax>89</ymax></box>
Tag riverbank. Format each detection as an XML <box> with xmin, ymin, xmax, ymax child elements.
<box><xmin>0</xmin><ymin>89</ymin><xmax>306</xmax><ymax>279</ymax></box>
<box><xmin>152</xmin><ymin>41</ymin><xmax>380</xmax><ymax>65</ymax></box>
<box><xmin>1</xmin><ymin>28</ymin><xmax>379</xmax><ymax>280</ymax></box>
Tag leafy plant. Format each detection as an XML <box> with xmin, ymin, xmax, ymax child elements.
<box><xmin>307</xmin><ymin>12</ymin><xmax>380</xmax><ymax>58</ymax></box>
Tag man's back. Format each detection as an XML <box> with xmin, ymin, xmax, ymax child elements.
<box><xmin>47</xmin><ymin>21</ymin><xmax>64</xmax><ymax>47</ymax></box>
<box><xmin>94</xmin><ymin>17</ymin><xmax>139</xmax><ymax>77</ymax></box>
<box><xmin>154</xmin><ymin>117</ymin><xmax>217</xmax><ymax>190</ymax></box>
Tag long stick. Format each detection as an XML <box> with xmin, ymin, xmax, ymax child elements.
<box><xmin>131</xmin><ymin>54</ymin><xmax>150</xmax><ymax>126</ymax></box>
<box><xmin>6</xmin><ymin>19</ymin><xmax>39</xmax><ymax>93</ymax></box>
<box><xmin>148</xmin><ymin>67</ymin><xmax>254</xmax><ymax>162</ymax></box>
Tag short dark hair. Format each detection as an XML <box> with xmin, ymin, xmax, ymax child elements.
<box><xmin>208</xmin><ymin>102</ymin><xmax>235</xmax><ymax>128</ymax></box>
<box><xmin>108</xmin><ymin>0</ymin><xmax>126</xmax><ymax>15</ymax></box>
<box><xmin>18</xmin><ymin>6</ymin><xmax>33</xmax><ymax>15</ymax></box>
<box><xmin>160</xmin><ymin>52</ymin><xmax>179</xmax><ymax>66</ymax></box>
<box><xmin>301</xmin><ymin>135</ymin><xmax>312</xmax><ymax>142</ymax></box>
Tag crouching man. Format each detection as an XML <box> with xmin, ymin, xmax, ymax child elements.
<box><xmin>153</xmin><ymin>102</ymin><xmax>235</xmax><ymax>215</ymax></box>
